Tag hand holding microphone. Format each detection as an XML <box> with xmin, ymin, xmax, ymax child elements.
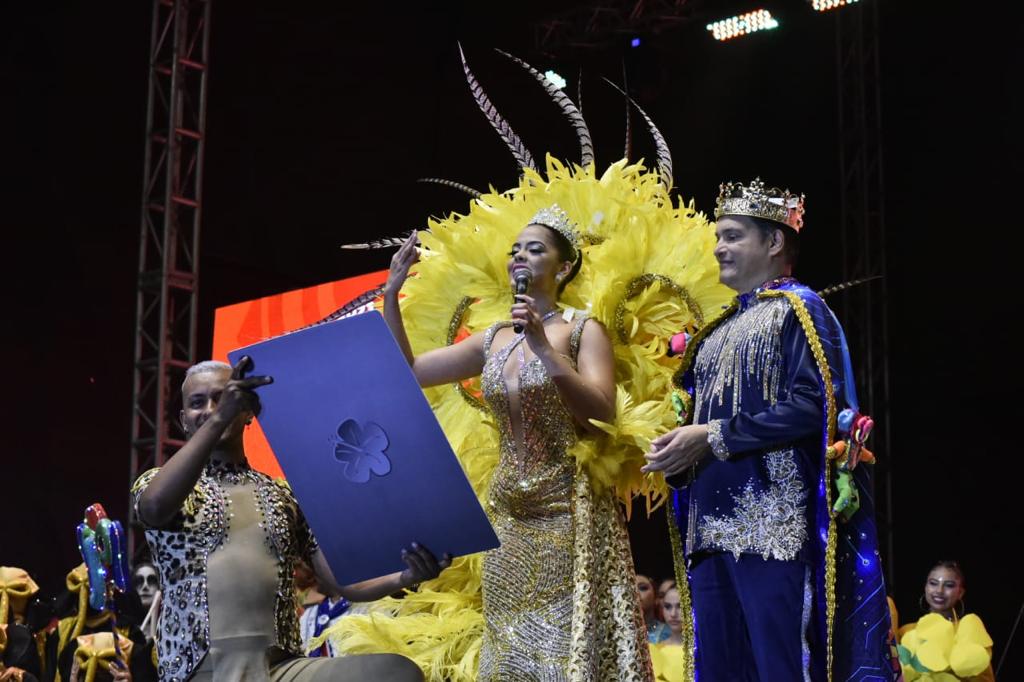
<box><xmin>512</xmin><ymin>270</ymin><xmax>532</xmax><ymax>333</ymax></box>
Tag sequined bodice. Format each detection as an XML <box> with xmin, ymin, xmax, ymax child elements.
<box><xmin>480</xmin><ymin>321</ymin><xmax>581</xmax><ymax>516</ymax></box>
<box><xmin>476</xmin><ymin>317</ymin><xmax>588</xmax><ymax>681</ymax></box>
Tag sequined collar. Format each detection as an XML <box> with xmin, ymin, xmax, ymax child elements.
<box><xmin>736</xmin><ymin>276</ymin><xmax>799</xmax><ymax>310</ymax></box>
<box><xmin>205</xmin><ymin>458</ymin><xmax>259</xmax><ymax>485</ymax></box>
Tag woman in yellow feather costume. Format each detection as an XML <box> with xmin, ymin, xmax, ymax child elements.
<box><xmin>317</xmin><ymin>50</ymin><xmax>733</xmax><ymax>681</ymax></box>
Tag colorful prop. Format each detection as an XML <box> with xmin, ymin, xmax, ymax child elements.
<box><xmin>75</xmin><ymin>504</ymin><xmax>129</xmax><ymax>612</ymax></box>
<box><xmin>836</xmin><ymin>408</ymin><xmax>874</xmax><ymax>470</ymax></box>
<box><xmin>670</xmin><ymin>390</ymin><xmax>691</xmax><ymax>427</ymax></box>
<box><xmin>74</xmin><ymin>503</ymin><xmax>130</xmax><ymax>664</ymax></box>
<box><xmin>667</xmin><ymin>331</ymin><xmax>690</xmax><ymax>358</ymax></box>
<box><xmin>668</xmin><ymin>334</ymin><xmax>693</xmax><ymax>426</ymax></box>
<box><xmin>832</xmin><ymin>469</ymin><xmax>860</xmax><ymax>522</ymax></box>
<box><xmin>829</xmin><ymin>409</ymin><xmax>877</xmax><ymax>519</ymax></box>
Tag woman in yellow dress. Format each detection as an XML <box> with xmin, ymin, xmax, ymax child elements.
<box><xmin>649</xmin><ymin>586</ymin><xmax>685</xmax><ymax>682</ymax></box>
<box><xmin>897</xmin><ymin>560</ymin><xmax>995</xmax><ymax>681</ymax></box>
<box><xmin>381</xmin><ymin>210</ymin><xmax>652</xmax><ymax>681</ymax></box>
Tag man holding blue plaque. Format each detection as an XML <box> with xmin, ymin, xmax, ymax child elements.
<box><xmin>133</xmin><ymin>357</ymin><xmax>447</xmax><ymax>682</ymax></box>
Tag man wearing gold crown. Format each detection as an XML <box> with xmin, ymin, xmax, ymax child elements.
<box><xmin>644</xmin><ymin>180</ymin><xmax>896</xmax><ymax>681</ymax></box>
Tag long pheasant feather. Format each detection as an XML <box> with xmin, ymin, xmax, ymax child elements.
<box><xmin>459</xmin><ymin>44</ymin><xmax>536</xmax><ymax>171</ymax></box>
<box><xmin>577</xmin><ymin>67</ymin><xmax>584</xmax><ymax>115</ymax></box>
<box><xmin>622</xmin><ymin>63</ymin><xmax>633</xmax><ymax>162</ymax></box>
<box><xmin>417</xmin><ymin>177</ymin><xmax>483</xmax><ymax>199</ymax></box>
<box><xmin>817</xmin><ymin>276</ymin><xmax>882</xmax><ymax>298</ymax></box>
<box><xmin>495</xmin><ymin>49</ymin><xmax>594</xmax><ymax>167</ymax></box>
<box><xmin>603</xmin><ymin>78</ymin><xmax>673</xmax><ymax>191</ymax></box>
<box><xmin>294</xmin><ymin>284</ymin><xmax>387</xmax><ymax>331</ymax></box>
<box><xmin>340</xmin><ymin>236</ymin><xmax>410</xmax><ymax>250</ymax></box>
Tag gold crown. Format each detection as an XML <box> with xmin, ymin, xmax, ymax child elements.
<box><xmin>529</xmin><ymin>203</ymin><xmax>580</xmax><ymax>259</ymax></box>
<box><xmin>715</xmin><ymin>178</ymin><xmax>806</xmax><ymax>232</ymax></box>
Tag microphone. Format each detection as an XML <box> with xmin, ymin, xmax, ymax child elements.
<box><xmin>512</xmin><ymin>270</ymin><xmax>531</xmax><ymax>333</ymax></box>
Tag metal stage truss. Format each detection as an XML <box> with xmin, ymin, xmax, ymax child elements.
<box><xmin>535</xmin><ymin>0</ymin><xmax>698</xmax><ymax>53</ymax></box>
<box><xmin>834</xmin><ymin>0</ymin><xmax>893</xmax><ymax>587</ymax></box>
<box><xmin>129</xmin><ymin>0</ymin><xmax>211</xmax><ymax>558</ymax></box>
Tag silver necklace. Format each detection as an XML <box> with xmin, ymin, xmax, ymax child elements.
<box><xmin>516</xmin><ymin>310</ymin><xmax>561</xmax><ymax>365</ymax></box>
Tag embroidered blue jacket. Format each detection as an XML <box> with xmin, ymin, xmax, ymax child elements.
<box><xmin>673</xmin><ymin>282</ymin><xmax>822</xmax><ymax>562</ymax></box>
<box><xmin>668</xmin><ymin>277</ymin><xmax>897</xmax><ymax>682</ymax></box>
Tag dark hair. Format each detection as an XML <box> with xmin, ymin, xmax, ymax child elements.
<box><xmin>132</xmin><ymin>561</ymin><xmax>157</xmax><ymax>577</ymax></box>
<box><xmin>929</xmin><ymin>559</ymin><xmax>966</xmax><ymax>587</ymax></box>
<box><xmin>537</xmin><ymin>224</ymin><xmax>582</xmax><ymax>294</ymax></box>
<box><xmin>750</xmin><ymin>216</ymin><xmax>800</xmax><ymax>267</ymax></box>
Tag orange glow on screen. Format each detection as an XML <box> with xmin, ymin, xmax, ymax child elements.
<box><xmin>212</xmin><ymin>270</ymin><xmax>387</xmax><ymax>478</ymax></box>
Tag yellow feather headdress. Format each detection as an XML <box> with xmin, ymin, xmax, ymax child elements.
<box><xmin>320</xmin><ymin>48</ymin><xmax>732</xmax><ymax>681</ymax></box>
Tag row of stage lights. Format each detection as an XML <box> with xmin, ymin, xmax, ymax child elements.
<box><xmin>707</xmin><ymin>0</ymin><xmax>860</xmax><ymax>42</ymax></box>
<box><xmin>542</xmin><ymin>0</ymin><xmax>862</xmax><ymax>90</ymax></box>
<box><xmin>706</xmin><ymin>9</ymin><xmax>778</xmax><ymax>42</ymax></box>
<box><xmin>811</xmin><ymin>0</ymin><xmax>860</xmax><ymax>11</ymax></box>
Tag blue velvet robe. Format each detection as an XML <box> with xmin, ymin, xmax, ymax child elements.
<box><xmin>668</xmin><ymin>277</ymin><xmax>897</xmax><ymax>682</ymax></box>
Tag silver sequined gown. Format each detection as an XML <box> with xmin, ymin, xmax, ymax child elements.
<box><xmin>477</xmin><ymin>318</ymin><xmax>653</xmax><ymax>682</ymax></box>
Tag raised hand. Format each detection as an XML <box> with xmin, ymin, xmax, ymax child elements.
<box><xmin>218</xmin><ymin>355</ymin><xmax>273</xmax><ymax>421</ymax></box>
<box><xmin>511</xmin><ymin>294</ymin><xmax>556</xmax><ymax>357</ymax></box>
<box><xmin>384</xmin><ymin>231</ymin><xmax>420</xmax><ymax>297</ymax></box>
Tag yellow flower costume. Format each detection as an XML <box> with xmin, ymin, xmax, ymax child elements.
<box><xmin>318</xmin><ymin>49</ymin><xmax>731</xmax><ymax>681</ymax></box>
<box><xmin>898</xmin><ymin>613</ymin><xmax>995</xmax><ymax>682</ymax></box>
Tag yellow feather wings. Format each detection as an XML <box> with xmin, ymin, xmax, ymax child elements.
<box><xmin>316</xmin><ymin>156</ymin><xmax>731</xmax><ymax>679</ymax></box>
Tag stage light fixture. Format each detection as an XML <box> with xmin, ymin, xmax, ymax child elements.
<box><xmin>544</xmin><ymin>70</ymin><xmax>567</xmax><ymax>89</ymax></box>
<box><xmin>706</xmin><ymin>9</ymin><xmax>779</xmax><ymax>42</ymax></box>
<box><xmin>631</xmin><ymin>37</ymin><xmax>641</xmax><ymax>47</ymax></box>
<box><xmin>811</xmin><ymin>0</ymin><xmax>859</xmax><ymax>11</ymax></box>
